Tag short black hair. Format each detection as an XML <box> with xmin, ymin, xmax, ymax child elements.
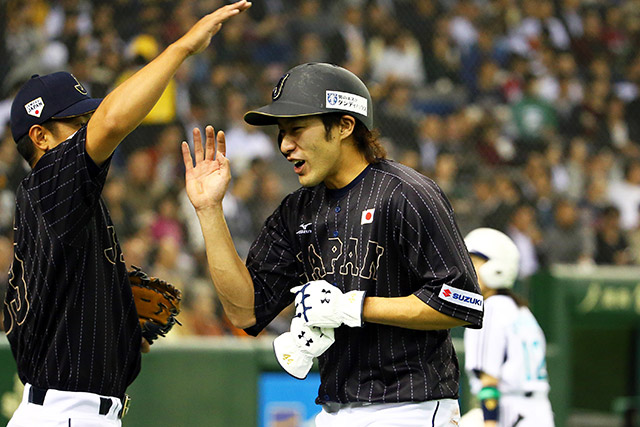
<box><xmin>15</xmin><ymin>133</ymin><xmax>37</xmax><ymax>167</ymax></box>
<box><xmin>320</xmin><ymin>113</ymin><xmax>386</xmax><ymax>163</ymax></box>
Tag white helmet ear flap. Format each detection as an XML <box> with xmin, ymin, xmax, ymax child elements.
<box><xmin>464</xmin><ymin>228</ymin><xmax>520</xmax><ymax>289</ymax></box>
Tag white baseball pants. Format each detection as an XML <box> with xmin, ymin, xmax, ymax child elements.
<box><xmin>7</xmin><ymin>383</ymin><xmax>123</xmax><ymax>427</ymax></box>
<box><xmin>315</xmin><ymin>399</ymin><xmax>461</xmax><ymax>426</ymax></box>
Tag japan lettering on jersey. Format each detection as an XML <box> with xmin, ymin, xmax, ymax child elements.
<box><xmin>245</xmin><ymin>160</ymin><xmax>482</xmax><ymax>404</ymax></box>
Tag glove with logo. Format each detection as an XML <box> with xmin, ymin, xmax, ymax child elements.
<box><xmin>128</xmin><ymin>266</ymin><xmax>182</xmax><ymax>344</ymax></box>
<box><xmin>273</xmin><ymin>316</ymin><xmax>335</xmax><ymax>379</ymax></box>
<box><xmin>291</xmin><ymin>280</ymin><xmax>366</xmax><ymax>328</ymax></box>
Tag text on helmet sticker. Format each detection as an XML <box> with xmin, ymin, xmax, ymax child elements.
<box><xmin>25</xmin><ymin>97</ymin><xmax>45</xmax><ymax>118</ymax></box>
<box><xmin>326</xmin><ymin>91</ymin><xmax>368</xmax><ymax>116</ymax></box>
<box><xmin>438</xmin><ymin>284</ymin><xmax>484</xmax><ymax>311</ymax></box>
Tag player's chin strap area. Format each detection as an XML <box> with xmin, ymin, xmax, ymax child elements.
<box><xmin>477</xmin><ymin>386</ymin><xmax>500</xmax><ymax>422</ymax></box>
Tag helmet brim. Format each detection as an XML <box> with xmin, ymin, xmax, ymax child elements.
<box><xmin>244</xmin><ymin>101</ymin><xmax>328</xmax><ymax>126</ymax></box>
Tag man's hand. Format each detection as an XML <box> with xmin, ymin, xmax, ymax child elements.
<box><xmin>291</xmin><ymin>280</ymin><xmax>366</xmax><ymax>328</ymax></box>
<box><xmin>141</xmin><ymin>338</ymin><xmax>150</xmax><ymax>353</ymax></box>
<box><xmin>174</xmin><ymin>1</ymin><xmax>252</xmax><ymax>56</ymax></box>
<box><xmin>182</xmin><ymin>126</ymin><xmax>231</xmax><ymax>212</ymax></box>
<box><xmin>273</xmin><ymin>317</ymin><xmax>335</xmax><ymax>379</ymax></box>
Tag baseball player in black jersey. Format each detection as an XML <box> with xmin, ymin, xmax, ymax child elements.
<box><xmin>183</xmin><ymin>62</ymin><xmax>483</xmax><ymax>426</ymax></box>
<box><xmin>3</xmin><ymin>2</ymin><xmax>251</xmax><ymax>426</ymax></box>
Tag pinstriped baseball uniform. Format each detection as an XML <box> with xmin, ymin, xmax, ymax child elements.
<box><xmin>3</xmin><ymin>127</ymin><xmax>141</xmax><ymax>398</ymax></box>
<box><xmin>245</xmin><ymin>159</ymin><xmax>483</xmax><ymax>404</ymax></box>
<box><xmin>464</xmin><ymin>294</ymin><xmax>554</xmax><ymax>426</ymax></box>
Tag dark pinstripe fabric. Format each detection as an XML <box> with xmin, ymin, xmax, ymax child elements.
<box><xmin>3</xmin><ymin>127</ymin><xmax>141</xmax><ymax>397</ymax></box>
<box><xmin>246</xmin><ymin>159</ymin><xmax>482</xmax><ymax>404</ymax></box>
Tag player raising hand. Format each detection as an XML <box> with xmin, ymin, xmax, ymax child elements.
<box><xmin>4</xmin><ymin>2</ymin><xmax>250</xmax><ymax>426</ymax></box>
<box><xmin>183</xmin><ymin>63</ymin><xmax>483</xmax><ymax>426</ymax></box>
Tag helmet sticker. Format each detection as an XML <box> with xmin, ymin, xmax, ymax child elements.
<box><xmin>326</xmin><ymin>90</ymin><xmax>368</xmax><ymax>116</ymax></box>
<box><xmin>272</xmin><ymin>73</ymin><xmax>290</xmax><ymax>100</ymax></box>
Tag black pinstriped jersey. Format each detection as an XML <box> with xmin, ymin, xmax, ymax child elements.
<box><xmin>3</xmin><ymin>127</ymin><xmax>141</xmax><ymax>398</ymax></box>
<box><xmin>245</xmin><ymin>159</ymin><xmax>483</xmax><ymax>404</ymax></box>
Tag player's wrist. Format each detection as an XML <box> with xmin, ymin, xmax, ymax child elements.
<box><xmin>166</xmin><ymin>41</ymin><xmax>195</xmax><ymax>60</ymax></box>
<box><xmin>340</xmin><ymin>290</ymin><xmax>366</xmax><ymax>327</ymax></box>
<box><xmin>195</xmin><ymin>203</ymin><xmax>224</xmax><ymax>218</ymax></box>
<box><xmin>478</xmin><ymin>386</ymin><xmax>500</xmax><ymax>422</ymax></box>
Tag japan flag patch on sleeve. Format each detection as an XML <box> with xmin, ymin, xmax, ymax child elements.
<box><xmin>361</xmin><ymin>208</ymin><xmax>375</xmax><ymax>225</ymax></box>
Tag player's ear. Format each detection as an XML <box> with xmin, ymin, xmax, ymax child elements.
<box><xmin>28</xmin><ymin>124</ymin><xmax>50</xmax><ymax>151</ymax></box>
<box><xmin>338</xmin><ymin>115</ymin><xmax>355</xmax><ymax>140</ymax></box>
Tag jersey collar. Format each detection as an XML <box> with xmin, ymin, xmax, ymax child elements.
<box><xmin>325</xmin><ymin>164</ymin><xmax>372</xmax><ymax>200</ymax></box>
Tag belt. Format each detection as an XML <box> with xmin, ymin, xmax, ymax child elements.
<box><xmin>28</xmin><ymin>386</ymin><xmax>131</xmax><ymax>418</ymax></box>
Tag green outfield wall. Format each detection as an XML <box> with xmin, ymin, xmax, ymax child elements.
<box><xmin>0</xmin><ymin>266</ymin><xmax>637</xmax><ymax>426</ymax></box>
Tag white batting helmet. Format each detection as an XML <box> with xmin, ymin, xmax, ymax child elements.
<box><xmin>464</xmin><ymin>228</ymin><xmax>520</xmax><ymax>289</ymax></box>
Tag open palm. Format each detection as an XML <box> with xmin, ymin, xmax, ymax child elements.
<box><xmin>182</xmin><ymin>125</ymin><xmax>231</xmax><ymax>211</ymax></box>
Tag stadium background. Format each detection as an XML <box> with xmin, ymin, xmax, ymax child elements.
<box><xmin>0</xmin><ymin>0</ymin><xmax>639</xmax><ymax>425</ymax></box>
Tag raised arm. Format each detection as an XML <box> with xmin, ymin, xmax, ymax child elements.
<box><xmin>86</xmin><ymin>1</ymin><xmax>251</xmax><ymax>165</ymax></box>
<box><xmin>182</xmin><ymin>126</ymin><xmax>256</xmax><ymax>328</ymax></box>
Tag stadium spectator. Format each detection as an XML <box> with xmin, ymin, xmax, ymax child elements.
<box><xmin>540</xmin><ymin>198</ymin><xmax>594</xmax><ymax>265</ymax></box>
<box><xmin>222</xmin><ymin>90</ymin><xmax>275</xmax><ymax>175</ymax></box>
<box><xmin>510</xmin><ymin>74</ymin><xmax>558</xmax><ymax>164</ymax></box>
<box><xmin>370</xmin><ymin>26</ymin><xmax>425</xmax><ymax>87</ymax></box>
<box><xmin>5</xmin><ymin>0</ymin><xmax>640</xmax><ymax>338</ymax></box>
<box><xmin>607</xmin><ymin>159</ymin><xmax>640</xmax><ymax>231</ymax></box>
<box><xmin>593</xmin><ymin>205</ymin><xmax>632</xmax><ymax>265</ymax></box>
<box><xmin>180</xmin><ymin>280</ymin><xmax>229</xmax><ymax>336</ymax></box>
<box><xmin>375</xmin><ymin>80</ymin><xmax>421</xmax><ymax>163</ymax></box>
<box><xmin>506</xmin><ymin>203</ymin><xmax>542</xmax><ymax>278</ymax></box>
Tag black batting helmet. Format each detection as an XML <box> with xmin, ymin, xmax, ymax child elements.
<box><xmin>244</xmin><ymin>63</ymin><xmax>373</xmax><ymax>130</ymax></box>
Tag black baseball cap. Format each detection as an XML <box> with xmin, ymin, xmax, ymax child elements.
<box><xmin>10</xmin><ymin>72</ymin><xmax>102</xmax><ymax>142</ymax></box>
<box><xmin>244</xmin><ymin>63</ymin><xmax>374</xmax><ymax>130</ymax></box>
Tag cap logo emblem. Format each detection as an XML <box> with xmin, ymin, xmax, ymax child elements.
<box><xmin>272</xmin><ymin>73</ymin><xmax>289</xmax><ymax>100</ymax></box>
<box><xmin>71</xmin><ymin>74</ymin><xmax>88</xmax><ymax>95</ymax></box>
<box><xmin>326</xmin><ymin>90</ymin><xmax>368</xmax><ymax>116</ymax></box>
<box><xmin>25</xmin><ymin>97</ymin><xmax>45</xmax><ymax>118</ymax></box>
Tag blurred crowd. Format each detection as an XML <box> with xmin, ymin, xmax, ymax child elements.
<box><xmin>2</xmin><ymin>0</ymin><xmax>640</xmax><ymax>337</ymax></box>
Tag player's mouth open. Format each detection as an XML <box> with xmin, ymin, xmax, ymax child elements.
<box><xmin>293</xmin><ymin>160</ymin><xmax>305</xmax><ymax>173</ymax></box>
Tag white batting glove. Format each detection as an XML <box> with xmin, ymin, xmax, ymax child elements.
<box><xmin>291</xmin><ymin>280</ymin><xmax>366</xmax><ymax>328</ymax></box>
<box><xmin>273</xmin><ymin>316</ymin><xmax>335</xmax><ymax>380</ymax></box>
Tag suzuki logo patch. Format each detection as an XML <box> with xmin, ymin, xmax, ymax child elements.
<box><xmin>25</xmin><ymin>97</ymin><xmax>44</xmax><ymax>118</ymax></box>
<box><xmin>438</xmin><ymin>284</ymin><xmax>483</xmax><ymax>311</ymax></box>
<box><xmin>361</xmin><ymin>209</ymin><xmax>375</xmax><ymax>225</ymax></box>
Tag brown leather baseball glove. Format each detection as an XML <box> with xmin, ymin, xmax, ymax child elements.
<box><xmin>128</xmin><ymin>266</ymin><xmax>182</xmax><ymax>344</ymax></box>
